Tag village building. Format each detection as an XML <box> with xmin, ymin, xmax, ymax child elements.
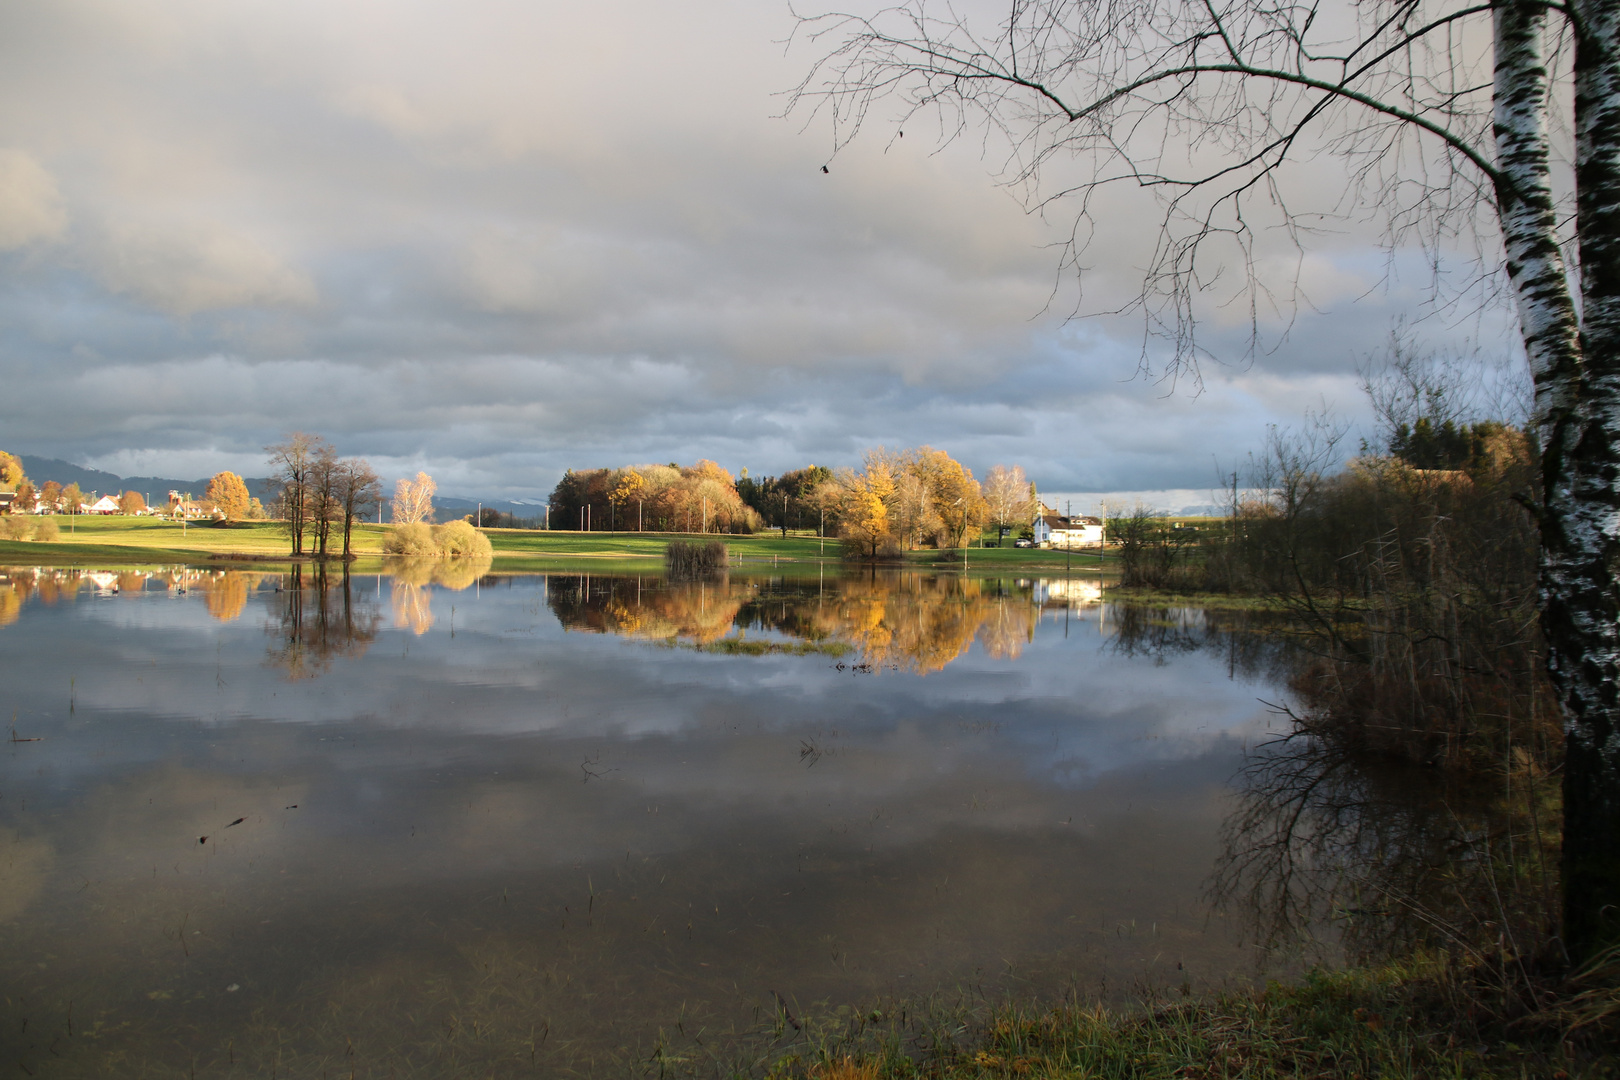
<box><xmin>1033</xmin><ymin>513</ymin><xmax>1104</xmax><ymax>548</ymax></box>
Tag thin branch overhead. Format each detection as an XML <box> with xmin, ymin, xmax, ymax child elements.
<box><xmin>787</xmin><ymin>0</ymin><xmax>1541</xmax><ymax>377</ymax></box>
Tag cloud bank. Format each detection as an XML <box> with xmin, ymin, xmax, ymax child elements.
<box><xmin>0</xmin><ymin>0</ymin><xmax>1518</xmax><ymax>499</ymax></box>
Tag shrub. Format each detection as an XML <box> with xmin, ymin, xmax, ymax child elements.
<box><xmin>665</xmin><ymin>540</ymin><xmax>728</xmax><ymax>578</ymax></box>
<box><xmin>0</xmin><ymin>517</ymin><xmax>31</xmax><ymax>541</ymax></box>
<box><xmin>33</xmin><ymin>518</ymin><xmax>57</xmax><ymax>542</ymax></box>
<box><xmin>383</xmin><ymin>520</ymin><xmax>493</xmax><ymax>558</ymax></box>
<box><xmin>383</xmin><ymin>522</ymin><xmax>437</xmax><ymax>556</ymax></box>
<box><xmin>431</xmin><ymin>520</ymin><xmax>494</xmax><ymax>559</ymax></box>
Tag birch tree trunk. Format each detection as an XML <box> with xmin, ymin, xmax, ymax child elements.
<box><xmin>1550</xmin><ymin>0</ymin><xmax>1620</xmax><ymax>962</ymax></box>
<box><xmin>1497</xmin><ymin>0</ymin><xmax>1620</xmax><ymax>961</ymax></box>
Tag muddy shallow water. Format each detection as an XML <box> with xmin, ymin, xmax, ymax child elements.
<box><xmin>0</xmin><ymin>565</ymin><xmax>1286</xmax><ymax>1076</ymax></box>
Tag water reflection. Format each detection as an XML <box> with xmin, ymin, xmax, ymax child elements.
<box><xmin>0</xmin><ymin>565</ymin><xmax>1286</xmax><ymax>1077</ymax></box>
<box><xmin>546</xmin><ymin>571</ymin><xmax>1088</xmax><ymax>672</ymax></box>
<box><xmin>1208</xmin><ymin>725</ymin><xmax>1559</xmax><ymax>969</ymax></box>
<box><xmin>386</xmin><ymin>555</ymin><xmax>493</xmax><ymax>634</ymax></box>
<box><xmin>269</xmin><ymin>565</ymin><xmax>382</xmax><ymax>679</ymax></box>
<box><xmin>1092</xmin><ymin>603</ymin><xmax>1551</xmax><ymax>964</ymax></box>
<box><xmin>0</xmin><ymin>566</ymin><xmax>276</xmax><ymax>625</ymax></box>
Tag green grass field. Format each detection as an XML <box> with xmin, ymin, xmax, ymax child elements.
<box><xmin>0</xmin><ymin>515</ymin><xmax>1120</xmax><ymax>574</ymax></box>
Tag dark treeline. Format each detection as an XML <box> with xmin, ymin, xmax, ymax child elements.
<box><xmin>472</xmin><ymin>508</ymin><xmax>544</xmax><ymax>530</ymax></box>
<box><xmin>735</xmin><ymin>465</ymin><xmax>833</xmax><ymax>535</ymax></box>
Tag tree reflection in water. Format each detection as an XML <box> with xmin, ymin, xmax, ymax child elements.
<box><xmin>386</xmin><ymin>555</ymin><xmax>493</xmax><ymax>636</ymax></box>
<box><xmin>1104</xmin><ymin>602</ymin><xmax>1559</xmax><ymax>973</ymax></box>
<box><xmin>270</xmin><ymin>564</ymin><xmax>382</xmax><ymax>679</ymax></box>
<box><xmin>544</xmin><ymin>571</ymin><xmax>1060</xmax><ymax>673</ymax></box>
<box><xmin>0</xmin><ymin>567</ymin><xmax>270</xmax><ymax>626</ymax></box>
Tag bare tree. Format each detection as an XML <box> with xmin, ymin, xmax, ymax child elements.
<box><xmin>392</xmin><ymin>471</ymin><xmax>437</xmax><ymax>526</ymax></box>
<box><xmin>336</xmin><ymin>459</ymin><xmax>381</xmax><ymax>560</ymax></box>
<box><xmin>793</xmin><ymin>0</ymin><xmax>1620</xmax><ymax>960</ymax></box>
<box><xmin>267</xmin><ymin>433</ymin><xmax>332</xmax><ymax>556</ymax></box>
<box><xmin>306</xmin><ymin>444</ymin><xmax>344</xmax><ymax>558</ymax></box>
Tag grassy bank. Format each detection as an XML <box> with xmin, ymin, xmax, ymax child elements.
<box><xmin>741</xmin><ymin>960</ymin><xmax>1615</xmax><ymax>1080</ymax></box>
<box><xmin>0</xmin><ymin>516</ymin><xmax>1119</xmax><ymax>574</ymax></box>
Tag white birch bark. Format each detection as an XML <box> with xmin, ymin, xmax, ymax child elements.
<box><xmin>1555</xmin><ymin>0</ymin><xmax>1620</xmax><ymax>960</ymax></box>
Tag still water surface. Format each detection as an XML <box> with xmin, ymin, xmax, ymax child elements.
<box><xmin>0</xmin><ymin>565</ymin><xmax>1283</xmax><ymax>1076</ymax></box>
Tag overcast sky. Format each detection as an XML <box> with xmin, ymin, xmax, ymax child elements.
<box><xmin>0</xmin><ymin>0</ymin><xmax>1521</xmax><ymax>507</ymax></box>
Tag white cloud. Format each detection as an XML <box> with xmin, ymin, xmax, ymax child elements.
<box><xmin>0</xmin><ymin>149</ymin><xmax>67</xmax><ymax>249</ymax></box>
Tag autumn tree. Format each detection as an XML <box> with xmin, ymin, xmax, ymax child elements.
<box><xmin>204</xmin><ymin>472</ymin><xmax>251</xmax><ymax>521</ymax></box>
<box><xmin>912</xmin><ymin>447</ymin><xmax>986</xmax><ymax>548</ymax></box>
<box><xmin>983</xmin><ymin>465</ymin><xmax>1037</xmax><ymax>539</ymax></box>
<box><xmin>609</xmin><ymin>469</ymin><xmax>647</xmax><ymax>530</ymax></box>
<box><xmin>835</xmin><ymin>466</ymin><xmax>893</xmax><ymax>557</ymax></box>
<box><xmin>59</xmin><ymin>482</ymin><xmax>83</xmax><ymax>516</ymax></box>
<box><xmin>13</xmin><ymin>480</ymin><xmax>35</xmax><ymax>515</ymax></box>
<box><xmin>38</xmin><ymin>481</ymin><xmax>61</xmax><ymax>513</ymax></box>
<box><xmin>0</xmin><ymin>452</ymin><xmax>25</xmax><ymax>492</ymax></box>
<box><xmin>392</xmin><ymin>471</ymin><xmax>437</xmax><ymax>526</ymax></box>
<box><xmin>119</xmin><ymin>490</ymin><xmax>146</xmax><ymax>516</ymax></box>
<box><xmin>796</xmin><ymin>0</ymin><xmax>1620</xmax><ymax>959</ymax></box>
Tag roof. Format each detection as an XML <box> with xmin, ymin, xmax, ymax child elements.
<box><xmin>1040</xmin><ymin>514</ymin><xmax>1101</xmax><ymax>529</ymax></box>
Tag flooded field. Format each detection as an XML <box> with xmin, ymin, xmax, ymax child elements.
<box><xmin>0</xmin><ymin>565</ymin><xmax>1290</xmax><ymax>1076</ymax></box>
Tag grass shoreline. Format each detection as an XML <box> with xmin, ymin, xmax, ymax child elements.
<box><xmin>0</xmin><ymin>517</ymin><xmax>1124</xmax><ymax>575</ymax></box>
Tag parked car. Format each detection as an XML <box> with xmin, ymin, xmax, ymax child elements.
<box><xmin>1014</xmin><ymin>538</ymin><xmax>1033</xmax><ymax>548</ymax></box>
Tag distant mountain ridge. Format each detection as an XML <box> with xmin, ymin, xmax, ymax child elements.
<box><xmin>19</xmin><ymin>455</ymin><xmax>278</xmax><ymax>502</ymax></box>
<box><xmin>17</xmin><ymin>455</ymin><xmax>544</xmax><ymax>518</ymax></box>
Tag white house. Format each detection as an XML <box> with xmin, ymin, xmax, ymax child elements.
<box><xmin>1033</xmin><ymin>513</ymin><xmax>1104</xmax><ymax>548</ymax></box>
<box><xmin>87</xmin><ymin>495</ymin><xmax>121</xmax><ymax>515</ymax></box>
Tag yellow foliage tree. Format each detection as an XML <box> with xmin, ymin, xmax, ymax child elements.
<box><xmin>0</xmin><ymin>452</ymin><xmax>25</xmax><ymax>492</ymax></box>
<box><xmin>837</xmin><ymin>474</ymin><xmax>892</xmax><ymax>558</ymax></box>
<box><xmin>204</xmin><ymin>472</ymin><xmax>251</xmax><ymax>520</ymax></box>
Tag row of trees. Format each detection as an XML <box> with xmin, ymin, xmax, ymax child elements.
<box><xmin>265</xmin><ymin>434</ymin><xmax>382</xmax><ymax>559</ymax></box>
<box><xmin>547</xmin><ymin>453</ymin><xmax>1042</xmax><ymax>554</ymax></box>
<box><xmin>550</xmin><ymin>461</ymin><xmax>765</xmax><ymax>534</ymax></box>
